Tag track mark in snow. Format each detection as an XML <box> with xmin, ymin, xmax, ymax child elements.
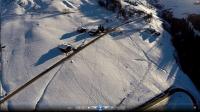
<box><xmin>34</xmin><ymin>63</ymin><xmax>64</xmax><ymax>110</ymax></box>
<box><xmin>132</xmin><ymin>58</ymin><xmax>146</xmax><ymax>62</ymax></box>
<box><xmin>129</xmin><ymin>34</ymin><xmax>167</xmax><ymax>74</ymax></box>
<box><xmin>139</xmin><ymin>63</ymin><xmax>152</xmax><ymax>87</ymax></box>
<box><xmin>71</xmin><ymin>67</ymin><xmax>97</xmax><ymax>104</ymax></box>
<box><xmin>115</xmin><ymin>34</ymin><xmax>168</xmax><ymax>107</ymax></box>
<box><xmin>142</xmin><ymin>50</ymin><xmax>167</xmax><ymax>74</ymax></box>
<box><xmin>116</xmin><ymin>62</ymin><xmax>152</xmax><ymax>107</ymax></box>
<box><xmin>116</xmin><ymin>97</ymin><xmax>126</xmax><ymax>107</ymax></box>
<box><xmin>79</xmin><ymin>54</ymin><xmax>98</xmax><ymax>103</ymax></box>
<box><xmin>73</xmin><ymin>53</ymin><xmax>111</xmax><ymax>104</ymax></box>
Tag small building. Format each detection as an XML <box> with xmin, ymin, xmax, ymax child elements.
<box><xmin>58</xmin><ymin>44</ymin><xmax>75</xmax><ymax>53</ymax></box>
<box><xmin>77</xmin><ymin>27</ymin><xmax>88</xmax><ymax>33</ymax></box>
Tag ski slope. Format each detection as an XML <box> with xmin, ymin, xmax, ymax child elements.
<box><xmin>0</xmin><ymin>0</ymin><xmax>199</xmax><ymax>111</ymax></box>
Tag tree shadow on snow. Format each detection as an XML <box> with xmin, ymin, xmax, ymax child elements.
<box><xmin>39</xmin><ymin>12</ymin><xmax>64</xmax><ymax>19</ymax></box>
<box><xmin>60</xmin><ymin>31</ymin><xmax>79</xmax><ymax>40</ymax></box>
<box><xmin>60</xmin><ymin>31</ymin><xmax>91</xmax><ymax>42</ymax></box>
<box><xmin>110</xmin><ymin>29</ymin><xmax>140</xmax><ymax>40</ymax></box>
<box><xmin>75</xmin><ymin>33</ymin><xmax>91</xmax><ymax>42</ymax></box>
<box><xmin>140</xmin><ymin>31</ymin><xmax>157</xmax><ymax>43</ymax></box>
<box><xmin>35</xmin><ymin>47</ymin><xmax>62</xmax><ymax>66</ymax></box>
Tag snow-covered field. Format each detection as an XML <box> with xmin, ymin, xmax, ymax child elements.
<box><xmin>0</xmin><ymin>0</ymin><xmax>199</xmax><ymax>111</ymax></box>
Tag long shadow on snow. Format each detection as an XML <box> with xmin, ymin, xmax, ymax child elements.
<box><xmin>60</xmin><ymin>31</ymin><xmax>79</xmax><ymax>40</ymax></box>
<box><xmin>140</xmin><ymin>31</ymin><xmax>157</xmax><ymax>43</ymax></box>
<box><xmin>39</xmin><ymin>12</ymin><xmax>64</xmax><ymax>19</ymax></box>
<box><xmin>35</xmin><ymin>47</ymin><xmax>62</xmax><ymax>66</ymax></box>
<box><xmin>110</xmin><ymin>28</ymin><xmax>141</xmax><ymax>40</ymax></box>
<box><xmin>75</xmin><ymin>33</ymin><xmax>91</xmax><ymax>42</ymax></box>
<box><xmin>35</xmin><ymin>32</ymin><xmax>90</xmax><ymax>66</ymax></box>
<box><xmin>60</xmin><ymin>27</ymin><xmax>92</xmax><ymax>42</ymax></box>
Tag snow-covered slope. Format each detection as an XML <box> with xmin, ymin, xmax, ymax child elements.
<box><xmin>0</xmin><ymin>0</ymin><xmax>199</xmax><ymax>111</ymax></box>
<box><xmin>157</xmin><ymin>0</ymin><xmax>200</xmax><ymax>18</ymax></box>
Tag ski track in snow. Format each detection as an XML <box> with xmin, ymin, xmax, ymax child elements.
<box><xmin>34</xmin><ymin>63</ymin><xmax>65</xmax><ymax>110</ymax></box>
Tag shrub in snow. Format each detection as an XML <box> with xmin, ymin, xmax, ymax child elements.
<box><xmin>98</xmin><ymin>0</ymin><xmax>122</xmax><ymax>12</ymax></box>
<box><xmin>70</xmin><ymin>60</ymin><xmax>74</xmax><ymax>63</ymax></box>
<box><xmin>61</xmin><ymin>9</ymin><xmax>70</xmax><ymax>14</ymax></box>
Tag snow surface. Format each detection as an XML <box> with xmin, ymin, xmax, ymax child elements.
<box><xmin>157</xmin><ymin>0</ymin><xmax>200</xmax><ymax>18</ymax></box>
<box><xmin>0</xmin><ymin>0</ymin><xmax>200</xmax><ymax>110</ymax></box>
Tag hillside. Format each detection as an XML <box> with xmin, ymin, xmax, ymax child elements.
<box><xmin>152</xmin><ymin>0</ymin><xmax>200</xmax><ymax>92</ymax></box>
<box><xmin>0</xmin><ymin>0</ymin><xmax>200</xmax><ymax>111</ymax></box>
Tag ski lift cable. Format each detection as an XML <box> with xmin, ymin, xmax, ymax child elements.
<box><xmin>134</xmin><ymin>86</ymin><xmax>199</xmax><ymax>111</ymax></box>
<box><xmin>116</xmin><ymin>84</ymin><xmax>199</xmax><ymax>111</ymax></box>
